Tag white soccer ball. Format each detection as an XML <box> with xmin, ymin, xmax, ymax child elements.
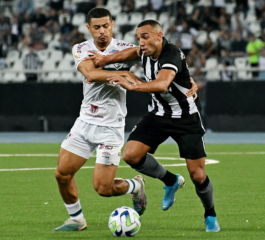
<box><xmin>108</xmin><ymin>206</ymin><xmax>141</xmax><ymax>237</ymax></box>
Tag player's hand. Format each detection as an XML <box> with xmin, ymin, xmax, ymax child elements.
<box><xmin>86</xmin><ymin>50</ymin><xmax>106</xmax><ymax>67</ymax></box>
<box><xmin>107</xmin><ymin>74</ymin><xmax>135</xmax><ymax>90</ymax></box>
<box><xmin>186</xmin><ymin>77</ymin><xmax>198</xmax><ymax>100</ymax></box>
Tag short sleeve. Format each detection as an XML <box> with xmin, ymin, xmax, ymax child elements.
<box><xmin>72</xmin><ymin>43</ymin><xmax>93</xmax><ymax>70</ymax></box>
<box><xmin>160</xmin><ymin>48</ymin><xmax>183</xmax><ymax>73</ymax></box>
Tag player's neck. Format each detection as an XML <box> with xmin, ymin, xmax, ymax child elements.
<box><xmin>95</xmin><ymin>42</ymin><xmax>110</xmax><ymax>51</ymax></box>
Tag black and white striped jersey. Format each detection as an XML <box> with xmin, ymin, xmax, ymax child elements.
<box><xmin>141</xmin><ymin>38</ymin><xmax>199</xmax><ymax>118</ymax></box>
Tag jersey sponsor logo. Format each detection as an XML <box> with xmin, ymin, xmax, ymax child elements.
<box><xmin>117</xmin><ymin>43</ymin><xmax>134</xmax><ymax>47</ymax></box>
<box><xmin>77</xmin><ymin>43</ymin><xmax>87</xmax><ymax>53</ymax></box>
<box><xmin>99</xmin><ymin>144</ymin><xmax>114</xmax><ymax>150</ymax></box>
<box><xmin>85</xmin><ymin>113</ymin><xmax>103</xmax><ymax>118</ymax></box>
<box><xmin>90</xmin><ymin>104</ymin><xmax>98</xmax><ymax>114</ymax></box>
<box><xmin>110</xmin><ymin>49</ymin><xmax>118</xmax><ymax>54</ymax></box>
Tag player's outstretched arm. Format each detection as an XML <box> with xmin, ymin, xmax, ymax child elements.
<box><xmin>108</xmin><ymin>69</ymin><xmax>175</xmax><ymax>93</ymax></box>
<box><xmin>78</xmin><ymin>59</ymin><xmax>132</xmax><ymax>83</ymax></box>
<box><xmin>87</xmin><ymin>46</ymin><xmax>140</xmax><ymax>68</ymax></box>
<box><xmin>120</xmin><ymin>71</ymin><xmax>145</xmax><ymax>84</ymax></box>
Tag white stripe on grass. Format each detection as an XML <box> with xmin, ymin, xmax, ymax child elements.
<box><xmin>0</xmin><ymin>156</ymin><xmax>219</xmax><ymax>172</ymax></box>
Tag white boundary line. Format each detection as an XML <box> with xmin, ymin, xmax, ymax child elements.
<box><xmin>2</xmin><ymin>151</ymin><xmax>265</xmax><ymax>171</ymax></box>
<box><xmin>0</xmin><ymin>155</ymin><xmax>219</xmax><ymax>172</ymax></box>
<box><xmin>1</xmin><ymin>151</ymin><xmax>265</xmax><ymax>157</ymax></box>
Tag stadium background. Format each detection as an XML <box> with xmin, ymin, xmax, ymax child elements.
<box><xmin>0</xmin><ymin>0</ymin><xmax>265</xmax><ymax>132</ymax></box>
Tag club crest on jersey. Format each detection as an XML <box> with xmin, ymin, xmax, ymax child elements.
<box><xmin>90</xmin><ymin>104</ymin><xmax>98</xmax><ymax>114</ymax></box>
<box><xmin>114</xmin><ymin>63</ymin><xmax>123</xmax><ymax>70</ymax></box>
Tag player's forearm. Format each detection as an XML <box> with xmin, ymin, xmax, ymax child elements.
<box><xmin>105</xmin><ymin>47</ymin><xmax>140</xmax><ymax>64</ymax></box>
<box><xmin>86</xmin><ymin>70</ymin><xmax>129</xmax><ymax>82</ymax></box>
<box><xmin>130</xmin><ymin>80</ymin><xmax>169</xmax><ymax>93</ymax></box>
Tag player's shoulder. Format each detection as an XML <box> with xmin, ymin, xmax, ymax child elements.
<box><xmin>164</xmin><ymin>40</ymin><xmax>179</xmax><ymax>54</ymax></box>
<box><xmin>72</xmin><ymin>39</ymin><xmax>93</xmax><ymax>52</ymax></box>
<box><xmin>160</xmin><ymin>40</ymin><xmax>182</xmax><ymax>60</ymax></box>
<box><xmin>112</xmin><ymin>38</ymin><xmax>136</xmax><ymax>50</ymax></box>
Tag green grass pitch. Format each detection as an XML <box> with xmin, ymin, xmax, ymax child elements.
<box><xmin>0</xmin><ymin>143</ymin><xmax>264</xmax><ymax>240</ymax></box>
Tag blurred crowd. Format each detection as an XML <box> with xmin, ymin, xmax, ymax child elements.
<box><xmin>1</xmin><ymin>0</ymin><xmax>265</xmax><ymax>83</ymax></box>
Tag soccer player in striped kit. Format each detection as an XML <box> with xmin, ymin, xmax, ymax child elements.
<box><xmin>90</xmin><ymin>19</ymin><xmax>220</xmax><ymax>232</ymax></box>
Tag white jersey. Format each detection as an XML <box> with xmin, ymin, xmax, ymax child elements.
<box><xmin>72</xmin><ymin>38</ymin><xmax>136</xmax><ymax>127</ymax></box>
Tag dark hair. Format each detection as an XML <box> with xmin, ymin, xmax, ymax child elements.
<box><xmin>87</xmin><ymin>7</ymin><xmax>112</xmax><ymax>24</ymax></box>
<box><xmin>137</xmin><ymin>19</ymin><xmax>162</xmax><ymax>29</ymax></box>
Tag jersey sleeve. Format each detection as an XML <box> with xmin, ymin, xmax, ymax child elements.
<box><xmin>160</xmin><ymin>48</ymin><xmax>183</xmax><ymax>73</ymax></box>
<box><xmin>72</xmin><ymin>42</ymin><xmax>93</xmax><ymax>70</ymax></box>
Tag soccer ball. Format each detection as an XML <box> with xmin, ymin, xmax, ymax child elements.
<box><xmin>108</xmin><ymin>206</ymin><xmax>141</xmax><ymax>237</ymax></box>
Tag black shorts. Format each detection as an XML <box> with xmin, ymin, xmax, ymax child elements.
<box><xmin>127</xmin><ymin>112</ymin><xmax>206</xmax><ymax>159</ymax></box>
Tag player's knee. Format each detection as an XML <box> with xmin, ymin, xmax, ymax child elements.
<box><xmin>54</xmin><ymin>170</ymin><xmax>72</xmax><ymax>186</ymax></box>
<box><xmin>122</xmin><ymin>149</ymin><xmax>141</xmax><ymax>165</ymax></box>
<box><xmin>189</xmin><ymin>170</ymin><xmax>205</xmax><ymax>184</ymax></box>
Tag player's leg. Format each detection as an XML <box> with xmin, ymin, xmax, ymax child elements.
<box><xmin>53</xmin><ymin>119</ymin><xmax>96</xmax><ymax>231</ymax></box>
<box><xmin>92</xmin><ymin>126</ymin><xmax>146</xmax><ymax>216</ymax></box>
<box><xmin>93</xmin><ymin>163</ymin><xmax>146</xmax><ymax>215</ymax></box>
<box><xmin>53</xmin><ymin>148</ymin><xmax>88</xmax><ymax>231</ymax></box>
<box><xmin>123</xmin><ymin>140</ymin><xmax>185</xmax><ymax>211</ymax></box>
<box><xmin>179</xmin><ymin>131</ymin><xmax>220</xmax><ymax>232</ymax></box>
<box><xmin>123</xmin><ymin>113</ymin><xmax>184</xmax><ymax>210</ymax></box>
<box><xmin>55</xmin><ymin>148</ymin><xmax>87</xmax><ymax>204</ymax></box>
<box><xmin>186</xmin><ymin>158</ymin><xmax>220</xmax><ymax>232</ymax></box>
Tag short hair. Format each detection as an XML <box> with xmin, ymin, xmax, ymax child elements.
<box><xmin>87</xmin><ymin>7</ymin><xmax>112</xmax><ymax>24</ymax></box>
<box><xmin>137</xmin><ymin>20</ymin><xmax>162</xmax><ymax>30</ymax></box>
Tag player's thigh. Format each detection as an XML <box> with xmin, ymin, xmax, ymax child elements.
<box><xmin>57</xmin><ymin>148</ymin><xmax>87</xmax><ymax>176</ymax></box>
<box><xmin>186</xmin><ymin>157</ymin><xmax>206</xmax><ymax>173</ymax></box>
<box><xmin>93</xmin><ymin>163</ymin><xmax>118</xmax><ymax>189</ymax></box>
<box><xmin>61</xmin><ymin>120</ymin><xmax>97</xmax><ymax>160</ymax></box>
<box><xmin>172</xmin><ymin>133</ymin><xmax>206</xmax><ymax>159</ymax></box>
<box><xmin>127</xmin><ymin>113</ymin><xmax>168</xmax><ymax>154</ymax></box>
<box><xmin>95</xmin><ymin>126</ymin><xmax>124</xmax><ymax>166</ymax></box>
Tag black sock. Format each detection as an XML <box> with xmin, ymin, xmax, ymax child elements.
<box><xmin>160</xmin><ymin>171</ymin><xmax>177</xmax><ymax>186</ymax></box>
<box><xmin>193</xmin><ymin>175</ymin><xmax>210</xmax><ymax>190</ymax></box>
<box><xmin>194</xmin><ymin>176</ymin><xmax>216</xmax><ymax>218</ymax></box>
<box><xmin>204</xmin><ymin>206</ymin><xmax>216</xmax><ymax>218</ymax></box>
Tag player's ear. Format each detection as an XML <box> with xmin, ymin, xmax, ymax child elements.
<box><xmin>86</xmin><ymin>24</ymin><xmax>91</xmax><ymax>33</ymax></box>
<box><xmin>158</xmin><ymin>31</ymin><xmax>163</xmax><ymax>39</ymax></box>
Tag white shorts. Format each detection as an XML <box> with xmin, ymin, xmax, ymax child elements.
<box><xmin>61</xmin><ymin>118</ymin><xmax>124</xmax><ymax>166</ymax></box>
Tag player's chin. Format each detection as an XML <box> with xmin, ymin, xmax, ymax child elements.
<box><xmin>143</xmin><ymin>50</ymin><xmax>152</xmax><ymax>56</ymax></box>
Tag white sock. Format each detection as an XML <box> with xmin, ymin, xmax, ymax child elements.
<box><xmin>125</xmin><ymin>179</ymin><xmax>141</xmax><ymax>194</ymax></box>
<box><xmin>64</xmin><ymin>199</ymin><xmax>84</xmax><ymax>220</ymax></box>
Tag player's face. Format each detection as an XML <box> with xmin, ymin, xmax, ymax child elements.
<box><xmin>87</xmin><ymin>16</ymin><xmax>114</xmax><ymax>48</ymax></box>
<box><xmin>136</xmin><ymin>25</ymin><xmax>163</xmax><ymax>59</ymax></box>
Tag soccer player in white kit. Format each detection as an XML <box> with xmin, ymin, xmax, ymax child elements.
<box><xmin>53</xmin><ymin>7</ymin><xmax>147</xmax><ymax>231</ymax></box>
<box><xmin>53</xmin><ymin>7</ymin><xmax>197</xmax><ymax>231</ymax></box>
